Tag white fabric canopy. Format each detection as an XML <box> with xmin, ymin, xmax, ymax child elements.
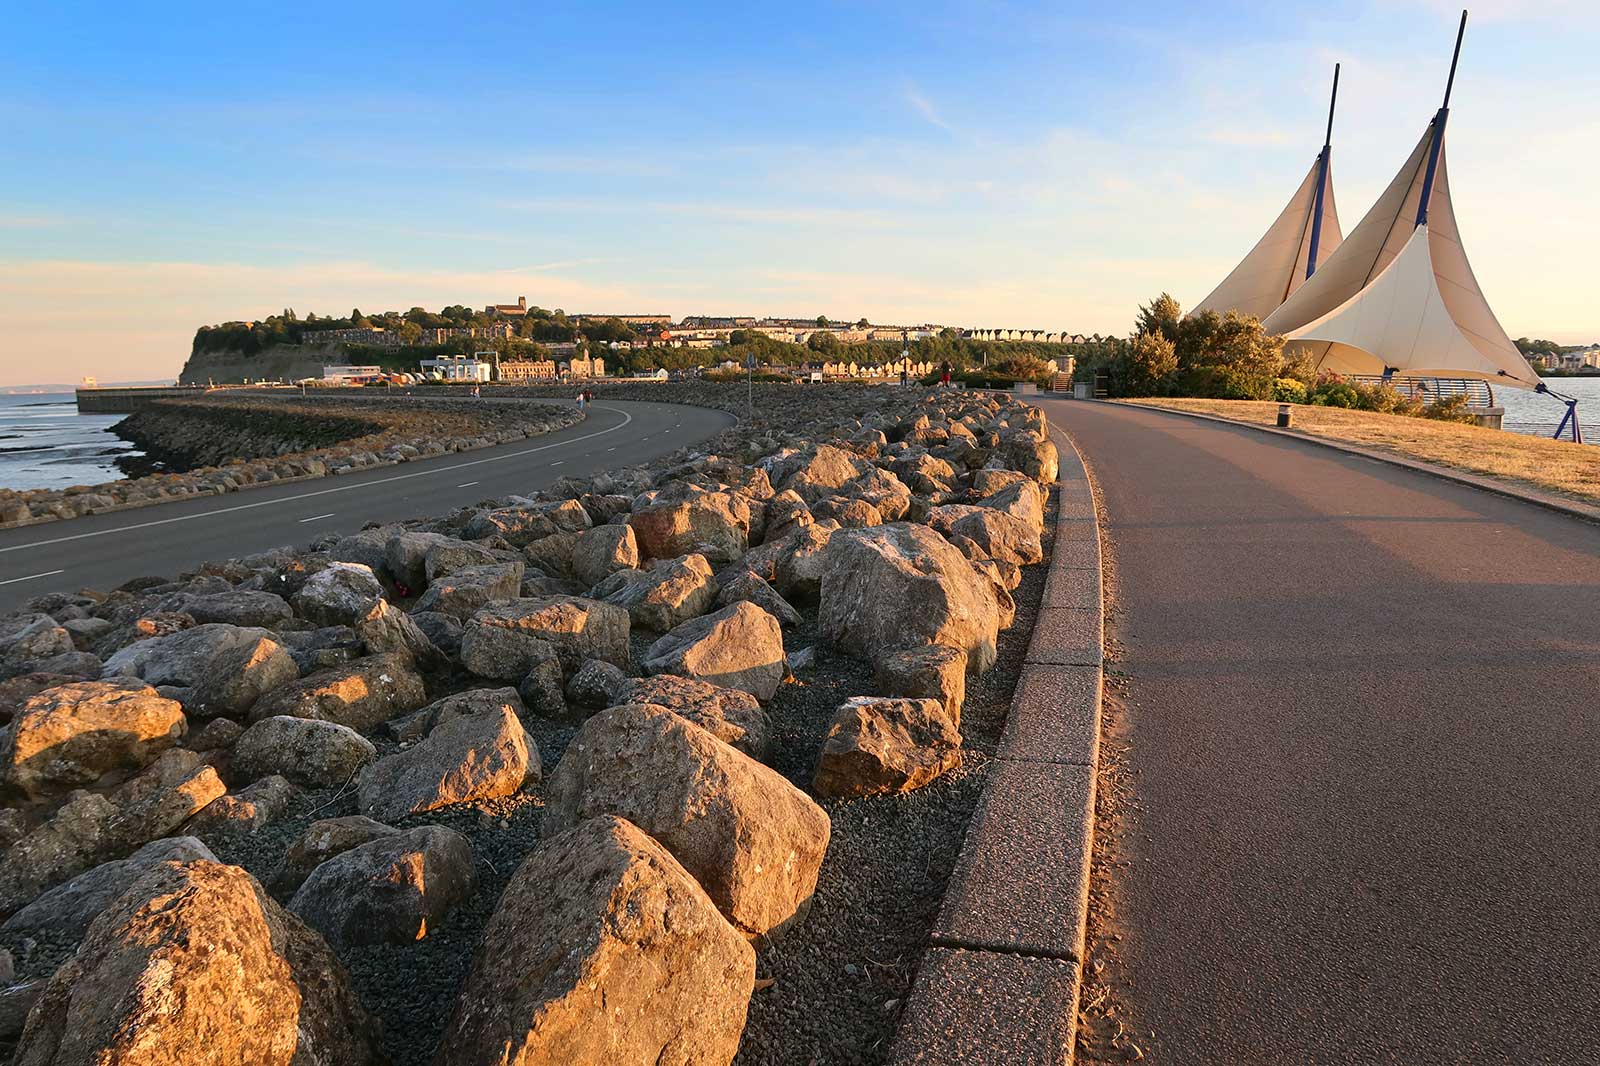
<box><xmin>1265</xmin><ymin>120</ymin><xmax>1540</xmax><ymax>387</ymax></box>
<box><xmin>1193</xmin><ymin>155</ymin><xmax>1341</xmax><ymax>322</ymax></box>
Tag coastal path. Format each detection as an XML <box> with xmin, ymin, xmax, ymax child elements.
<box><xmin>0</xmin><ymin>399</ymin><xmax>734</xmax><ymax>611</ymax></box>
<box><xmin>1048</xmin><ymin>397</ymin><xmax>1600</xmax><ymax>1064</ymax></box>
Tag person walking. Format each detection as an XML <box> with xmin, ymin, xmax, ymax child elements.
<box><xmin>939</xmin><ymin>361</ymin><xmax>952</xmax><ymax>388</ymax></box>
<box><xmin>576</xmin><ymin>388</ymin><xmax>586</xmax><ymax>412</ymax></box>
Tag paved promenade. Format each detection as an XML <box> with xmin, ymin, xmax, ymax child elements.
<box><xmin>1052</xmin><ymin>398</ymin><xmax>1600</xmax><ymax>1064</ymax></box>
<box><xmin>0</xmin><ymin>400</ymin><xmax>733</xmax><ymax>610</ymax></box>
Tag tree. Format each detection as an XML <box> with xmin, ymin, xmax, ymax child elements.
<box><xmin>1113</xmin><ymin>333</ymin><xmax>1177</xmax><ymax>396</ymax></box>
<box><xmin>816</xmin><ymin>315</ymin><xmax>829</xmax><ymax>328</ymax></box>
<box><xmin>856</xmin><ymin>317</ymin><xmax>870</xmax><ymax>328</ymax></box>
<box><xmin>1135</xmin><ymin>293</ymin><xmax>1182</xmax><ymax>344</ymax></box>
<box><xmin>808</xmin><ymin>331</ymin><xmax>841</xmax><ymax>354</ymax></box>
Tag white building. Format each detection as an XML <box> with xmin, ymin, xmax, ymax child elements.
<box><xmin>322</xmin><ymin>364</ymin><xmax>385</xmax><ymax>383</ymax></box>
<box><xmin>420</xmin><ymin>357</ymin><xmax>492</xmax><ymax>382</ymax></box>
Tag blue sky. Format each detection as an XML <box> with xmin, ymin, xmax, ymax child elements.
<box><xmin>2</xmin><ymin>0</ymin><xmax>1597</xmax><ymax>385</ymax></box>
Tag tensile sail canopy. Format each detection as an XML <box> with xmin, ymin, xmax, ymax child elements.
<box><xmin>1261</xmin><ymin>17</ymin><xmax>1541</xmax><ymax>386</ymax></box>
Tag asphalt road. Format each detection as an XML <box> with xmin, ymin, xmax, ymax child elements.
<box><xmin>1047</xmin><ymin>398</ymin><xmax>1600</xmax><ymax>1064</ymax></box>
<box><xmin>0</xmin><ymin>399</ymin><xmax>734</xmax><ymax>611</ymax></box>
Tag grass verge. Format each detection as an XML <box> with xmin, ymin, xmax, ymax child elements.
<box><xmin>1117</xmin><ymin>398</ymin><xmax>1600</xmax><ymax>508</ymax></box>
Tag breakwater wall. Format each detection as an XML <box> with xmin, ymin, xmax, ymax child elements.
<box><xmin>76</xmin><ymin>386</ymin><xmax>211</xmax><ymax>413</ymax></box>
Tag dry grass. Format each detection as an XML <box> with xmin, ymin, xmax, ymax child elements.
<box><xmin>1118</xmin><ymin>398</ymin><xmax>1600</xmax><ymax>507</ymax></box>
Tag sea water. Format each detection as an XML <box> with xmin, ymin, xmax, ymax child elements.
<box><xmin>0</xmin><ymin>393</ymin><xmax>145</xmax><ymax>491</ymax></box>
<box><xmin>1498</xmin><ymin>377</ymin><xmax>1600</xmax><ymax>441</ymax></box>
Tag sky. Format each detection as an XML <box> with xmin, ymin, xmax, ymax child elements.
<box><xmin>2</xmin><ymin>0</ymin><xmax>1597</xmax><ymax>386</ymax></box>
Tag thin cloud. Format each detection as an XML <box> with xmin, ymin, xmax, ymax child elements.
<box><xmin>904</xmin><ymin>86</ymin><xmax>954</xmax><ymax>133</ymax></box>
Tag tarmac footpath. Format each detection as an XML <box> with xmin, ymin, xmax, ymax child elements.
<box><xmin>1047</xmin><ymin>397</ymin><xmax>1600</xmax><ymax>1064</ymax></box>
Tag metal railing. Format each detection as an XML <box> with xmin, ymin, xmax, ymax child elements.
<box><xmin>1344</xmin><ymin>375</ymin><xmax>1495</xmax><ymax>408</ymax></box>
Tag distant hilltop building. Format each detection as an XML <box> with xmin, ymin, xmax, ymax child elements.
<box><xmin>486</xmin><ymin>296</ymin><xmax>528</xmax><ymax>317</ymax></box>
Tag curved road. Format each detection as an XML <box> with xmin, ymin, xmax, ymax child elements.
<box><xmin>0</xmin><ymin>399</ymin><xmax>734</xmax><ymax>611</ymax></box>
<box><xmin>1048</xmin><ymin>398</ymin><xmax>1600</xmax><ymax>1064</ymax></box>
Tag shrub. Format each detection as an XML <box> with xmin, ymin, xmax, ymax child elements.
<box><xmin>1420</xmin><ymin>394</ymin><xmax>1476</xmax><ymax>423</ymax></box>
<box><xmin>1173</xmin><ymin>365</ymin><xmax>1274</xmax><ymax>400</ymax></box>
<box><xmin>1110</xmin><ymin>332</ymin><xmax>1177</xmax><ymax>397</ymax></box>
<box><xmin>1308</xmin><ymin>379</ymin><xmax>1360</xmax><ymax>408</ymax></box>
<box><xmin>1273</xmin><ymin>378</ymin><xmax>1308</xmax><ymax>404</ymax></box>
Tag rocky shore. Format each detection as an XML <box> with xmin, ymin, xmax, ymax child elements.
<box><xmin>0</xmin><ymin>395</ymin><xmax>583</xmax><ymax>528</ymax></box>
<box><xmin>0</xmin><ymin>385</ymin><xmax>1062</xmax><ymax>1065</ymax></box>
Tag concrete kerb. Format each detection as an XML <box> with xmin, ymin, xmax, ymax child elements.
<box><xmin>890</xmin><ymin>420</ymin><xmax>1104</xmax><ymax>1066</ymax></box>
<box><xmin>1112</xmin><ymin>399</ymin><xmax>1600</xmax><ymax>525</ymax></box>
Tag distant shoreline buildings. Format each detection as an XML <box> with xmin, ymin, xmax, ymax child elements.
<box><xmin>290</xmin><ymin>298</ymin><xmax>1085</xmax><ymax>354</ymax></box>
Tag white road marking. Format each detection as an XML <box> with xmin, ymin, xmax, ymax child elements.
<box><xmin>550</xmin><ymin>460</ymin><xmax>565</xmax><ymax>466</ymax></box>
<box><xmin>0</xmin><ymin>569</ymin><xmax>64</xmax><ymax>586</ymax></box>
<box><xmin>298</xmin><ymin>513</ymin><xmax>336</xmax><ymax>523</ymax></box>
<box><xmin>0</xmin><ymin>405</ymin><xmax>637</xmax><ymax>556</ymax></box>
<box><xmin>457</xmin><ymin>481</ymin><xmax>479</xmax><ymax>488</ymax></box>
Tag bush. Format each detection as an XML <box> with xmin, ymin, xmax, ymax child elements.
<box><xmin>1273</xmin><ymin>378</ymin><xmax>1308</xmax><ymax>404</ymax></box>
<box><xmin>1308</xmin><ymin>379</ymin><xmax>1360</xmax><ymax>408</ymax></box>
<box><xmin>1172</xmin><ymin>365</ymin><xmax>1274</xmax><ymax>400</ymax></box>
<box><xmin>1420</xmin><ymin>394</ymin><xmax>1476</xmax><ymax>423</ymax></box>
<box><xmin>1110</xmin><ymin>333</ymin><xmax>1177</xmax><ymax>397</ymax></box>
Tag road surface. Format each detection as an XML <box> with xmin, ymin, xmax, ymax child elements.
<box><xmin>0</xmin><ymin>399</ymin><xmax>734</xmax><ymax>610</ymax></box>
<box><xmin>1048</xmin><ymin>398</ymin><xmax>1600</xmax><ymax>1064</ymax></box>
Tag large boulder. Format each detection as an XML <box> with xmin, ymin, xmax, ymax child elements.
<box><xmin>715</xmin><ymin>569</ymin><xmax>802</xmax><ymax>627</ymax></box>
<box><xmin>466</xmin><ymin>499</ymin><xmax>592</xmax><ymax>546</ymax></box>
<box><xmin>818</xmin><ymin>523</ymin><xmax>1002</xmax><ymax>673</ymax></box>
<box><xmin>156</xmin><ymin>589</ymin><xmax>293</xmax><ymax>629</ymax></box>
<box><xmin>100</xmin><ymin>624</ymin><xmax>298</xmax><ymax>719</ymax></box>
<box><xmin>460</xmin><ymin>623</ymin><xmax>560</xmax><ymax>683</ymax></box>
<box><xmin>1</xmin><ymin>836</ymin><xmax>217</xmax><ymax>941</ymax></box>
<box><xmin>0</xmin><ymin>615</ymin><xmax>73</xmax><ymax>677</ymax></box>
<box><xmin>772</xmin><ymin>522</ymin><xmax>836</xmax><ymax>603</ymax></box>
<box><xmin>246</xmin><ymin>653</ymin><xmax>427</xmax><ymax>732</ymax></box>
<box><xmin>435</xmin><ymin>814</ymin><xmax>754</xmax><ymax>1066</ymax></box>
<box><xmin>385</xmin><ymin>529</ymin><xmax>455</xmax><ymax>591</ymax></box>
<box><xmin>603</xmin><ymin>553</ymin><xmax>720</xmax><ymax>632</ymax></box>
<box><xmin>0</xmin><ymin>792</ymin><xmax>117</xmax><ymax>918</ymax></box>
<box><xmin>570</xmin><ymin>523</ymin><xmax>640</xmax><ymax>587</ymax></box>
<box><xmin>876</xmin><ymin>644</ymin><xmax>967</xmax><ymax>725</ymax></box>
<box><xmin>640</xmin><ymin>601</ymin><xmax>785</xmax><ymax>702</ymax></box>
<box><xmin>292</xmin><ymin>561</ymin><xmax>387</xmax><ymax>626</ymax></box>
<box><xmin>412</xmin><ymin>562</ymin><xmax>524</xmax><ymax>619</ymax></box>
<box><xmin>289</xmin><ymin>825</ymin><xmax>476</xmax><ymax>949</ymax></box>
<box><xmin>545</xmin><ymin>703</ymin><xmax>830</xmax><ymax>939</ymax></box>
<box><xmin>186</xmin><ymin>775</ymin><xmax>295</xmax><ymax>838</ymax></box>
<box><xmin>232</xmin><ymin>715</ymin><xmax>376</xmax><ymax>788</ymax></box>
<box><xmin>978</xmin><ymin>478</ymin><xmax>1047</xmax><ymax>532</ymax></box>
<box><xmin>292</xmin><ymin>562</ymin><xmax>443</xmax><ymax>665</ymax></box>
<box><xmin>269</xmin><ymin>815</ymin><xmax>398</xmax><ymax>897</ymax></box>
<box><xmin>779</xmin><ymin>444</ymin><xmax>873</xmax><ymax>503</ymax></box>
<box><xmin>13</xmin><ymin>860</ymin><xmax>384</xmax><ymax>1065</ymax></box>
<box><xmin>813</xmin><ymin>696</ymin><xmax>962</xmax><ymax>799</ymax></box>
<box><xmin>613</xmin><ymin>676</ymin><xmax>772</xmax><ymax>761</ymax></box>
<box><xmin>468</xmin><ymin>596</ymin><xmax>630</xmax><ymax>673</ymax></box>
<box><xmin>1</xmin><ymin>679</ymin><xmax>185</xmax><ymax>801</ymax></box>
<box><xmin>359</xmin><ymin>700</ymin><xmax>537</xmax><ymax>823</ymax></box>
<box><xmin>424</xmin><ymin>538</ymin><xmax>505</xmax><ymax>583</ymax></box>
<box><xmin>927</xmin><ymin>504</ymin><xmax>1043</xmax><ymax>566</ymax></box>
<box><xmin>102</xmin><ymin>751</ymin><xmax>227</xmax><ymax>858</ymax></box>
<box><xmin>628</xmin><ymin>491</ymin><xmax>750</xmax><ymax>566</ymax></box>
<box><xmin>1003</xmin><ymin>429</ymin><xmax>1060</xmax><ymax>484</ymax></box>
